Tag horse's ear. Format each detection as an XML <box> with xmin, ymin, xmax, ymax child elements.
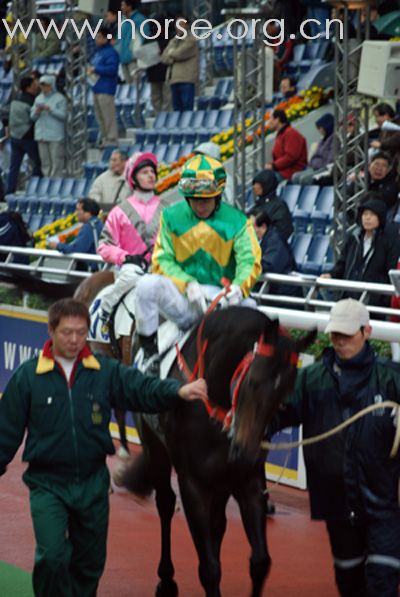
<box><xmin>263</xmin><ymin>317</ymin><xmax>280</xmax><ymax>342</ymax></box>
<box><xmin>295</xmin><ymin>329</ymin><xmax>318</xmax><ymax>354</ymax></box>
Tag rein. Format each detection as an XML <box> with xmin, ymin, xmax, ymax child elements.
<box><xmin>176</xmin><ymin>290</ymin><xmax>299</xmax><ymax>430</ymax></box>
<box><xmin>261</xmin><ymin>401</ymin><xmax>400</xmax><ymax>459</ymax></box>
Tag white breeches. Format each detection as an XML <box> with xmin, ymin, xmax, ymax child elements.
<box><xmin>134</xmin><ymin>274</ymin><xmax>256</xmax><ymax>336</ymax></box>
<box><xmin>101</xmin><ymin>264</ymin><xmax>144</xmax><ymax>315</ymax></box>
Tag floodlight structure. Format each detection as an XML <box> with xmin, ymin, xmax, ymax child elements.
<box><xmin>328</xmin><ymin>0</ymin><xmax>373</xmax><ymax>254</ymax></box>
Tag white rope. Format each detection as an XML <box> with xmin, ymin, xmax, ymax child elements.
<box><xmin>261</xmin><ymin>401</ymin><xmax>400</xmax><ymax>459</ymax></box>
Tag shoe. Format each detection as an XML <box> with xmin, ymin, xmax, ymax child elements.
<box><xmin>142</xmin><ymin>351</ymin><xmax>160</xmax><ymax>377</ymax></box>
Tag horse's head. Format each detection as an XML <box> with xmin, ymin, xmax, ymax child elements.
<box><xmin>229</xmin><ymin>320</ymin><xmax>316</xmax><ymax>464</ymax></box>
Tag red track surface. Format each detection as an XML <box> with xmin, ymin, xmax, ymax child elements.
<box><xmin>0</xmin><ymin>445</ymin><xmax>337</xmax><ymax>596</ymax></box>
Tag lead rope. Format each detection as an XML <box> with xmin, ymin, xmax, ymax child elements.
<box><xmin>261</xmin><ymin>401</ymin><xmax>400</xmax><ymax>459</ymax></box>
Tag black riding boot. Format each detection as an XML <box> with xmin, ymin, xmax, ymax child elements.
<box><xmin>138</xmin><ymin>333</ymin><xmax>160</xmax><ymax>377</ymax></box>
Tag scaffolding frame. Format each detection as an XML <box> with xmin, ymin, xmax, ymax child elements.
<box><xmin>331</xmin><ymin>0</ymin><xmax>372</xmax><ymax>254</ymax></box>
<box><xmin>10</xmin><ymin>0</ymin><xmax>34</xmax><ymax>95</ymax></box>
<box><xmin>191</xmin><ymin>0</ymin><xmax>214</xmax><ymax>93</ymax></box>
<box><xmin>232</xmin><ymin>15</ymin><xmax>266</xmax><ymax>210</ymax></box>
<box><xmin>64</xmin><ymin>0</ymin><xmax>88</xmax><ymax>176</ymax></box>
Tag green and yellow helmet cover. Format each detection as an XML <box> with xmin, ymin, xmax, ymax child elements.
<box><xmin>178</xmin><ymin>154</ymin><xmax>227</xmax><ymax>199</ymax></box>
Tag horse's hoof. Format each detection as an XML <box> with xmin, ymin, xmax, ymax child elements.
<box><xmin>156</xmin><ymin>580</ymin><xmax>178</xmax><ymax>597</ymax></box>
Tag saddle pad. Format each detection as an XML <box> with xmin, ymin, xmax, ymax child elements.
<box><xmin>88</xmin><ymin>286</ymin><xmax>137</xmax><ymax>344</ymax></box>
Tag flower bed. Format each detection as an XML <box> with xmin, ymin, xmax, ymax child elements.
<box><xmin>33</xmin><ymin>213</ymin><xmax>79</xmax><ymax>249</ymax></box>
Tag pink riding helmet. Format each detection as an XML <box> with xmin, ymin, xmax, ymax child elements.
<box><xmin>125</xmin><ymin>151</ymin><xmax>158</xmax><ymax>189</ymax></box>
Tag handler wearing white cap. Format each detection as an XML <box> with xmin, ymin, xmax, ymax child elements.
<box><xmin>271</xmin><ymin>298</ymin><xmax>400</xmax><ymax>596</ymax></box>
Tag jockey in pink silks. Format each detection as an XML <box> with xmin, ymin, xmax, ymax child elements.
<box><xmin>97</xmin><ymin>151</ymin><xmax>162</xmax><ymax>323</ymax></box>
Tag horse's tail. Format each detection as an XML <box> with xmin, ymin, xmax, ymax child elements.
<box><xmin>112</xmin><ymin>451</ymin><xmax>154</xmax><ymax>497</ymax></box>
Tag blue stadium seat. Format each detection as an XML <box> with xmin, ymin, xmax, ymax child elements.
<box><xmin>49</xmin><ymin>199</ymin><xmax>64</xmax><ymax>217</ymax></box>
<box><xmin>179</xmin><ymin>143</ymin><xmax>194</xmax><ymax>158</ymax></box>
<box><xmin>38</xmin><ymin>198</ymin><xmax>52</xmax><ymax>215</ymax></box>
<box><xmin>6</xmin><ymin>196</ymin><xmax>17</xmax><ymax>211</ymax></box>
<box><xmin>26</xmin><ymin>197</ymin><xmax>40</xmax><ymax>214</ymax></box>
<box><xmin>281</xmin><ymin>185</ymin><xmax>301</xmax><ymax>212</ymax></box>
<box><xmin>41</xmin><ymin>213</ymin><xmax>57</xmax><ymax>227</ymax></box>
<box><xmin>62</xmin><ymin>200</ymin><xmax>76</xmax><ymax>215</ymax></box>
<box><xmin>47</xmin><ymin>178</ymin><xmax>64</xmax><ymax>198</ymax></box>
<box><xmin>28</xmin><ymin>213</ymin><xmax>44</xmax><ymax>232</ymax></box>
<box><xmin>25</xmin><ymin>176</ymin><xmax>41</xmax><ymax>196</ymax></box>
<box><xmin>297</xmin><ymin>185</ymin><xmax>320</xmax><ymax>211</ymax></box>
<box><xmin>164</xmin><ymin>144</ymin><xmax>181</xmax><ymax>164</ymax></box>
<box><xmin>72</xmin><ymin>179</ymin><xmax>87</xmax><ymax>199</ymax></box>
<box><xmin>311</xmin><ymin>186</ymin><xmax>334</xmax><ymax>233</ymax></box>
<box><xmin>203</xmin><ymin>109</ymin><xmax>220</xmax><ymax>131</ymax></box>
<box><xmin>165</xmin><ymin>112</ymin><xmax>181</xmax><ymax>130</ymax></box>
<box><xmin>16</xmin><ymin>197</ymin><xmax>29</xmax><ymax>213</ymax></box>
<box><xmin>216</xmin><ymin>109</ymin><xmax>233</xmax><ymax>130</ymax></box>
<box><xmin>30</xmin><ymin>177</ymin><xmax>51</xmax><ymax>198</ymax></box>
<box><xmin>178</xmin><ymin>111</ymin><xmax>194</xmax><ymax>130</ymax></box>
<box><xmin>153</xmin><ymin>143</ymin><xmax>168</xmax><ymax>163</ymax></box>
<box><xmin>290</xmin><ymin>233</ymin><xmax>313</xmax><ymax>270</ymax></box>
<box><xmin>60</xmin><ymin>178</ymin><xmax>76</xmax><ymax>198</ymax></box>
<box><xmin>302</xmin><ymin>235</ymin><xmax>331</xmax><ymax>275</ymax></box>
<box><xmin>191</xmin><ymin>110</ymin><xmax>206</xmax><ymax>130</ymax></box>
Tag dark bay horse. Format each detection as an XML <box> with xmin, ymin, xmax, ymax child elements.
<box><xmin>119</xmin><ymin>306</ymin><xmax>316</xmax><ymax>597</ymax></box>
<box><xmin>74</xmin><ymin>270</ymin><xmax>133</xmax><ymax>452</ymax></box>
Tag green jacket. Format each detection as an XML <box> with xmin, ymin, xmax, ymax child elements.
<box><xmin>0</xmin><ymin>341</ymin><xmax>182</xmax><ymax>483</ymax></box>
<box><xmin>152</xmin><ymin>200</ymin><xmax>262</xmax><ymax>297</ymax></box>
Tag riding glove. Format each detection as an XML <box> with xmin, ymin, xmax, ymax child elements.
<box><xmin>186</xmin><ymin>282</ymin><xmax>207</xmax><ymax>313</ymax></box>
<box><xmin>226</xmin><ymin>285</ymin><xmax>243</xmax><ymax>306</ymax></box>
<box><xmin>124</xmin><ymin>254</ymin><xmax>148</xmax><ymax>272</ymax></box>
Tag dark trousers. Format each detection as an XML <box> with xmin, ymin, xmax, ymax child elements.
<box><xmin>26</xmin><ymin>466</ymin><xmax>110</xmax><ymax>597</ymax></box>
<box><xmin>7</xmin><ymin>137</ymin><xmax>42</xmax><ymax>194</ymax></box>
<box><xmin>326</xmin><ymin>517</ymin><xmax>400</xmax><ymax>597</ymax></box>
<box><xmin>170</xmin><ymin>82</ymin><xmax>195</xmax><ymax>112</ymax></box>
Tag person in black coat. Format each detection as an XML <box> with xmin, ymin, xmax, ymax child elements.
<box><xmin>250</xmin><ymin>210</ymin><xmax>302</xmax><ymax>298</ymax></box>
<box><xmin>322</xmin><ymin>198</ymin><xmax>400</xmax><ymax>306</ymax></box>
<box><xmin>250</xmin><ymin>170</ymin><xmax>294</xmax><ymax>241</ymax></box>
<box><xmin>365</xmin><ymin>153</ymin><xmax>399</xmax><ymax>215</ymax></box>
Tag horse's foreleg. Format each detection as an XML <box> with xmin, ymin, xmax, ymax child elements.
<box><xmin>115</xmin><ymin>408</ymin><xmax>129</xmax><ymax>454</ymax></box>
<box><xmin>178</xmin><ymin>477</ymin><xmax>222</xmax><ymax>597</ymax></box>
<box><xmin>155</xmin><ymin>473</ymin><xmax>178</xmax><ymax>597</ymax></box>
<box><xmin>234</xmin><ymin>472</ymin><xmax>271</xmax><ymax>597</ymax></box>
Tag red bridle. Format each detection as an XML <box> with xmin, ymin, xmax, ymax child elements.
<box><xmin>176</xmin><ymin>299</ymin><xmax>299</xmax><ymax>430</ymax></box>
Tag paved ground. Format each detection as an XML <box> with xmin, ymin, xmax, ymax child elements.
<box><xmin>0</xmin><ymin>445</ymin><xmax>337</xmax><ymax>596</ymax></box>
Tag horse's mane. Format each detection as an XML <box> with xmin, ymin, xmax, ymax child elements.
<box><xmin>179</xmin><ymin>307</ymin><xmax>272</xmax><ymax>411</ymax></box>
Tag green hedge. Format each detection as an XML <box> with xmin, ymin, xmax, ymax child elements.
<box><xmin>290</xmin><ymin>329</ymin><xmax>392</xmax><ymax>359</ymax></box>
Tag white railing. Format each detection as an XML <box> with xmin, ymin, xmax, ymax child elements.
<box><xmin>1</xmin><ymin>245</ymin><xmax>400</xmax><ymax>344</ymax></box>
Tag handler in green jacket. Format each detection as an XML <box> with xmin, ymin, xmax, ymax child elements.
<box><xmin>0</xmin><ymin>298</ymin><xmax>207</xmax><ymax>597</ymax></box>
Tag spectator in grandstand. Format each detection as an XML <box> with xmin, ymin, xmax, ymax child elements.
<box><xmin>33</xmin><ymin>17</ymin><xmax>62</xmax><ymax>59</ymax></box>
<box><xmin>134</xmin><ymin>155</ymin><xmax>261</xmax><ymax>376</ymax></box>
<box><xmin>48</xmin><ymin>199</ymin><xmax>103</xmax><ymax>272</ymax></box>
<box><xmin>279</xmin><ymin>76</ymin><xmax>297</xmax><ymax>100</ymax></box>
<box><xmin>269</xmin><ymin>298</ymin><xmax>400</xmax><ymax>597</ymax></box>
<box><xmin>0</xmin><ymin>209</ymin><xmax>31</xmax><ymax>264</ymax></box>
<box><xmin>6</xmin><ymin>76</ymin><xmax>42</xmax><ymax>194</ymax></box>
<box><xmin>359</xmin><ymin>153</ymin><xmax>399</xmax><ymax>213</ymax></box>
<box><xmin>265</xmin><ymin>21</ymin><xmax>294</xmax><ymax>91</ymax></box>
<box><xmin>139</xmin><ymin>16</ymin><xmax>171</xmax><ymax>114</ymax></box>
<box><xmin>292</xmin><ymin>113</ymin><xmax>334</xmax><ymax>185</ymax></box>
<box><xmin>161</xmin><ymin>16</ymin><xmax>199</xmax><ymax>112</ymax></box>
<box><xmin>115</xmin><ymin>0</ymin><xmax>148</xmax><ymax>83</ymax></box>
<box><xmin>88</xmin><ymin>27</ymin><xmax>119</xmax><ymax>148</ymax></box>
<box><xmin>88</xmin><ymin>149</ymin><xmax>130</xmax><ymax>212</ymax></box>
<box><xmin>251</xmin><ymin>169</ymin><xmax>294</xmax><ymax>240</ymax></box>
<box><xmin>104</xmin><ymin>8</ymin><xmax>119</xmax><ymax>40</ymax></box>
<box><xmin>31</xmin><ymin>74</ymin><xmax>66</xmax><ymax>178</ymax></box>
<box><xmin>97</xmin><ymin>152</ymin><xmax>162</xmax><ymax>325</ymax></box>
<box><xmin>0</xmin><ymin>297</ymin><xmax>207</xmax><ymax>597</ymax></box>
<box><xmin>321</xmin><ymin>198</ymin><xmax>400</xmax><ymax>307</ymax></box>
<box><xmin>370</xmin><ymin>103</ymin><xmax>400</xmax><ymax>176</ymax></box>
<box><xmin>265</xmin><ymin>109</ymin><xmax>307</xmax><ymax>182</ymax></box>
<box><xmin>250</xmin><ymin>209</ymin><xmax>301</xmax><ymax>298</ymax></box>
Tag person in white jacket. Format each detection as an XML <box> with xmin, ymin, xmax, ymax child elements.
<box><xmin>31</xmin><ymin>74</ymin><xmax>67</xmax><ymax>177</ymax></box>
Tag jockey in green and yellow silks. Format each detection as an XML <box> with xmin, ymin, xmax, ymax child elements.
<box><xmin>134</xmin><ymin>154</ymin><xmax>262</xmax><ymax>376</ymax></box>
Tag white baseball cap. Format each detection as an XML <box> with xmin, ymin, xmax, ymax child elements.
<box><xmin>325</xmin><ymin>299</ymin><xmax>370</xmax><ymax>335</ymax></box>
